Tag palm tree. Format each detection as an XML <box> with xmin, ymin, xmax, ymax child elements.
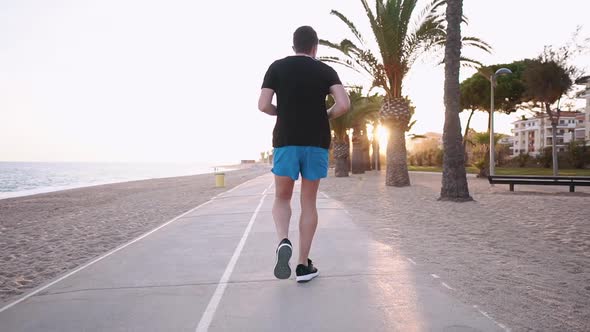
<box><xmin>469</xmin><ymin>131</ymin><xmax>502</xmax><ymax>178</ymax></box>
<box><xmin>322</xmin><ymin>0</ymin><xmax>491</xmax><ymax>187</ymax></box>
<box><xmin>328</xmin><ymin>89</ymin><xmax>382</xmax><ymax>177</ymax></box>
<box><xmin>440</xmin><ymin>0</ymin><xmax>471</xmax><ymax>201</ymax></box>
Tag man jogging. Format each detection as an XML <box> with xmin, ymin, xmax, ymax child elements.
<box><xmin>257</xmin><ymin>26</ymin><xmax>350</xmax><ymax>283</ymax></box>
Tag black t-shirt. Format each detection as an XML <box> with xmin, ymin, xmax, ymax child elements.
<box><xmin>261</xmin><ymin>56</ymin><xmax>341</xmax><ymax>149</ymax></box>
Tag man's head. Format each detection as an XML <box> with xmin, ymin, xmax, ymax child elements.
<box><xmin>293</xmin><ymin>26</ymin><xmax>318</xmax><ymax>57</ymax></box>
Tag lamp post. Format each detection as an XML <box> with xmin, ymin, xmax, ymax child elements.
<box><xmin>489</xmin><ymin>68</ymin><xmax>512</xmax><ymax>176</ymax></box>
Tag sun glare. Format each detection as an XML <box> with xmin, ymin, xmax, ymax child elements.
<box><xmin>365</xmin><ymin>124</ymin><xmax>389</xmax><ymax>155</ymax></box>
<box><xmin>377</xmin><ymin>125</ymin><xmax>389</xmax><ymax>153</ymax></box>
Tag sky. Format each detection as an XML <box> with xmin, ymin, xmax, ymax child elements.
<box><xmin>0</xmin><ymin>0</ymin><xmax>589</xmax><ymax>163</ymax></box>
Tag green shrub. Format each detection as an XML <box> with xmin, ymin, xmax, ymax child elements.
<box><xmin>567</xmin><ymin>141</ymin><xmax>587</xmax><ymax>169</ymax></box>
<box><xmin>410</xmin><ymin>148</ymin><xmax>443</xmax><ymax>167</ymax></box>
<box><xmin>511</xmin><ymin>152</ymin><xmax>531</xmax><ymax>168</ymax></box>
<box><xmin>538</xmin><ymin>147</ymin><xmax>553</xmax><ymax>168</ymax></box>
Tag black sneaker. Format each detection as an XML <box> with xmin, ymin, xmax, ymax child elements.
<box><xmin>274</xmin><ymin>238</ymin><xmax>292</xmax><ymax>279</ymax></box>
<box><xmin>296</xmin><ymin>259</ymin><xmax>319</xmax><ymax>283</ymax></box>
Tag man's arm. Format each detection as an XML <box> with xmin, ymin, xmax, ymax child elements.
<box><xmin>258</xmin><ymin>88</ymin><xmax>277</xmax><ymax>116</ymax></box>
<box><xmin>327</xmin><ymin>84</ymin><xmax>350</xmax><ymax>120</ymax></box>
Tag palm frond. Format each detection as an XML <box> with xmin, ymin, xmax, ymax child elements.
<box><xmin>430</xmin><ymin>0</ymin><xmax>446</xmax><ymax>12</ymax></box>
<box><xmin>330</xmin><ymin>10</ymin><xmax>366</xmax><ymax>46</ymax></box>
<box><xmin>319</xmin><ymin>39</ymin><xmax>378</xmax><ymax>78</ymax></box>
<box><xmin>385</xmin><ymin>0</ymin><xmax>403</xmax><ymax>57</ymax></box>
<box><xmin>360</xmin><ymin>0</ymin><xmax>389</xmax><ymax>77</ymax></box>
<box><xmin>329</xmin><ymin>90</ymin><xmax>383</xmax><ymax>138</ymax></box>
<box><xmin>407</xmin><ymin>119</ymin><xmax>417</xmax><ymax>131</ymax></box>
<box><xmin>319</xmin><ymin>39</ymin><xmax>351</xmax><ymax>55</ymax></box>
<box><xmin>398</xmin><ymin>0</ymin><xmax>420</xmax><ymax>46</ymax></box>
<box><xmin>318</xmin><ymin>56</ymin><xmax>362</xmax><ymax>73</ymax></box>
<box><xmin>459</xmin><ymin>56</ymin><xmax>484</xmax><ymax>69</ymax></box>
<box><xmin>320</xmin><ymin>35</ymin><xmax>389</xmax><ymax>91</ymax></box>
<box><xmin>462</xmin><ymin>36</ymin><xmax>492</xmax><ymax>54</ymax></box>
<box><xmin>409</xmin><ymin>0</ymin><xmax>443</xmax><ymax>38</ymax></box>
<box><xmin>376</xmin><ymin>0</ymin><xmax>394</xmax><ymax>58</ymax></box>
<box><xmin>350</xmin><ymin>95</ymin><xmax>382</xmax><ymax>127</ymax></box>
<box><xmin>403</xmin><ymin>10</ymin><xmax>445</xmax><ymax>70</ymax></box>
<box><xmin>408</xmin><ymin>134</ymin><xmax>427</xmax><ymax>140</ymax></box>
<box><xmin>338</xmin><ymin>39</ymin><xmax>366</xmax><ymax>56</ymax></box>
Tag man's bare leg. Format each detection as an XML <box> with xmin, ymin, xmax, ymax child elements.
<box><xmin>272</xmin><ymin>175</ymin><xmax>294</xmax><ymax>240</ymax></box>
<box><xmin>298</xmin><ymin>177</ymin><xmax>320</xmax><ymax>265</ymax></box>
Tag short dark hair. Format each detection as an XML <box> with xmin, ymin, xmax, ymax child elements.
<box><xmin>293</xmin><ymin>26</ymin><xmax>318</xmax><ymax>54</ymax></box>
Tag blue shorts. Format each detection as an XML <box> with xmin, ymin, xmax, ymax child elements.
<box><xmin>272</xmin><ymin>146</ymin><xmax>329</xmax><ymax>181</ymax></box>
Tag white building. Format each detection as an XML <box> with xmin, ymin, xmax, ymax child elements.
<box><xmin>510</xmin><ymin>76</ymin><xmax>590</xmax><ymax>157</ymax></box>
<box><xmin>511</xmin><ymin>111</ymin><xmax>584</xmax><ymax>156</ymax></box>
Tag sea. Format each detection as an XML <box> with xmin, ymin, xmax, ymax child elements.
<box><xmin>0</xmin><ymin>161</ymin><xmax>232</xmax><ymax>200</ymax></box>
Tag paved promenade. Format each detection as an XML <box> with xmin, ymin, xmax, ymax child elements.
<box><xmin>0</xmin><ymin>174</ymin><xmax>503</xmax><ymax>331</ymax></box>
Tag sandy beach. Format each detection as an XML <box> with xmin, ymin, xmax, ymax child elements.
<box><xmin>320</xmin><ymin>171</ymin><xmax>590</xmax><ymax>332</ymax></box>
<box><xmin>0</xmin><ymin>164</ymin><xmax>269</xmax><ymax>305</ymax></box>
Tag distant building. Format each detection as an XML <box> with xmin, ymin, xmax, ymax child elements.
<box><xmin>511</xmin><ymin>111</ymin><xmax>585</xmax><ymax>157</ymax></box>
<box><xmin>503</xmin><ymin>77</ymin><xmax>590</xmax><ymax>158</ymax></box>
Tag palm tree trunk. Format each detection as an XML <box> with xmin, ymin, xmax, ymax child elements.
<box><xmin>333</xmin><ymin>140</ymin><xmax>350</xmax><ymax>177</ymax></box>
<box><xmin>478</xmin><ymin>146</ymin><xmax>490</xmax><ymax>178</ymax></box>
<box><xmin>362</xmin><ymin>131</ymin><xmax>371</xmax><ymax>171</ymax></box>
<box><xmin>440</xmin><ymin>0</ymin><xmax>472</xmax><ymax>201</ymax></box>
<box><xmin>351</xmin><ymin>142</ymin><xmax>364</xmax><ymax>174</ymax></box>
<box><xmin>351</xmin><ymin>127</ymin><xmax>364</xmax><ymax>174</ymax></box>
<box><xmin>335</xmin><ymin>156</ymin><xmax>350</xmax><ymax>177</ymax></box>
<box><xmin>347</xmin><ymin>133</ymin><xmax>352</xmax><ymax>172</ymax></box>
<box><xmin>385</xmin><ymin>124</ymin><xmax>410</xmax><ymax>186</ymax></box>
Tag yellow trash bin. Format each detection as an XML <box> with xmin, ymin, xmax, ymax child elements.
<box><xmin>215</xmin><ymin>172</ymin><xmax>225</xmax><ymax>188</ymax></box>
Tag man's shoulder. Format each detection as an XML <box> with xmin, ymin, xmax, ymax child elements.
<box><xmin>272</xmin><ymin>56</ymin><xmax>337</xmax><ymax>71</ymax></box>
<box><xmin>269</xmin><ymin>56</ymin><xmax>292</xmax><ymax>67</ymax></box>
<box><xmin>312</xmin><ymin>58</ymin><xmax>331</xmax><ymax>68</ymax></box>
<box><xmin>315</xmin><ymin>60</ymin><xmax>337</xmax><ymax>73</ymax></box>
<box><xmin>267</xmin><ymin>57</ymin><xmax>339</xmax><ymax>81</ymax></box>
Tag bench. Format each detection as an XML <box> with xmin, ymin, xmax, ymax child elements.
<box><xmin>488</xmin><ymin>175</ymin><xmax>590</xmax><ymax>192</ymax></box>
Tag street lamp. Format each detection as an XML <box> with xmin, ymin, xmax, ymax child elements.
<box><xmin>489</xmin><ymin>68</ymin><xmax>512</xmax><ymax>176</ymax></box>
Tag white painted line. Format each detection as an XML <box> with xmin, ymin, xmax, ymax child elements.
<box><xmin>320</xmin><ymin>191</ymin><xmax>329</xmax><ymax>199</ymax></box>
<box><xmin>473</xmin><ymin>305</ymin><xmax>510</xmax><ymax>331</ymax></box>
<box><xmin>441</xmin><ymin>282</ymin><xmax>454</xmax><ymax>290</ymax></box>
<box><xmin>0</xmin><ymin>196</ymin><xmax>218</xmax><ymax>314</ymax></box>
<box><xmin>407</xmin><ymin>258</ymin><xmax>417</xmax><ymax>265</ymax></box>
<box><xmin>431</xmin><ymin>274</ymin><xmax>440</xmax><ymax>279</ymax></box>
<box><xmin>195</xmin><ymin>181</ymin><xmax>272</xmax><ymax>332</ymax></box>
<box><xmin>0</xmin><ymin>175</ymin><xmax>270</xmax><ymax>315</ymax></box>
<box><xmin>262</xmin><ymin>180</ymin><xmax>273</xmax><ymax>195</ymax></box>
<box><xmin>478</xmin><ymin>309</ymin><xmax>491</xmax><ymax>318</ymax></box>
